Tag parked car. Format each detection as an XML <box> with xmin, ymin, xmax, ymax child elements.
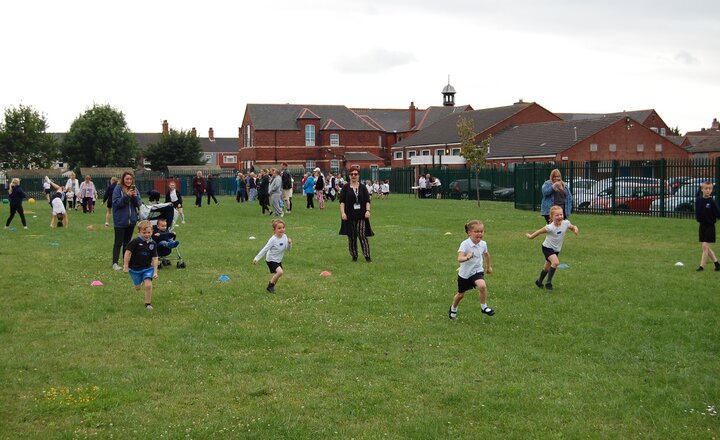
<box><xmin>650</xmin><ymin>179</ymin><xmax>716</xmax><ymax>213</ymax></box>
<box><xmin>449</xmin><ymin>179</ymin><xmax>503</xmax><ymax>200</ymax></box>
<box><xmin>575</xmin><ymin>177</ymin><xmax>662</xmax><ymax>209</ymax></box>
<box><xmin>589</xmin><ymin>185</ymin><xmax>665</xmax><ymax>213</ymax></box>
<box><xmin>493</xmin><ymin>186</ymin><xmax>515</xmax><ymax>201</ymax></box>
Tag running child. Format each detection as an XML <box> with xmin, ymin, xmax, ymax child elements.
<box><xmin>252</xmin><ymin>218</ymin><xmax>292</xmax><ymax>293</ymax></box>
<box><xmin>123</xmin><ymin>220</ymin><xmax>159</xmax><ymax>310</ymax></box>
<box><xmin>695</xmin><ymin>181</ymin><xmax>720</xmax><ymax>271</ymax></box>
<box><xmin>449</xmin><ymin>220</ymin><xmax>494</xmax><ymax>320</ymax></box>
<box><xmin>526</xmin><ymin>205</ymin><xmax>579</xmax><ymax>290</ymax></box>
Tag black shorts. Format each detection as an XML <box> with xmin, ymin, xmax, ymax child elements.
<box><xmin>542</xmin><ymin>246</ymin><xmax>560</xmax><ymax>261</ymax></box>
<box><xmin>699</xmin><ymin>223</ymin><xmax>716</xmax><ymax>243</ymax></box>
<box><xmin>171</xmin><ymin>201</ymin><xmax>182</xmax><ymax>209</ymax></box>
<box><xmin>266</xmin><ymin>261</ymin><xmax>283</xmax><ymax>274</ymax></box>
<box><xmin>457</xmin><ymin>272</ymin><xmax>484</xmax><ymax>293</ymax></box>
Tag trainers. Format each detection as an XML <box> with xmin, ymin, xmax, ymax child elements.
<box><xmin>696</xmin><ymin>266</ymin><xmax>704</xmax><ymax>272</ymax></box>
<box><xmin>545</xmin><ymin>283</ymin><xmax>553</xmax><ymax>290</ymax></box>
<box><xmin>266</xmin><ymin>284</ymin><xmax>275</xmax><ymax>293</ymax></box>
<box><xmin>112</xmin><ymin>263</ymin><xmax>122</xmax><ymax>271</ymax></box>
<box><xmin>534</xmin><ymin>279</ymin><xmax>544</xmax><ymax>289</ymax></box>
<box><xmin>448</xmin><ymin>308</ymin><xmax>458</xmax><ymax>320</ymax></box>
<box><xmin>145</xmin><ymin>304</ymin><xmax>153</xmax><ymax>310</ymax></box>
<box><xmin>481</xmin><ymin>307</ymin><xmax>495</xmax><ymax>316</ymax></box>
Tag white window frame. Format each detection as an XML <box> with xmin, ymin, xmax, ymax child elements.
<box><xmin>590</xmin><ymin>143</ymin><xmax>598</xmax><ymax>152</ymax></box>
<box><xmin>655</xmin><ymin>143</ymin><xmax>662</xmax><ymax>152</ymax></box>
<box><xmin>305</xmin><ymin>160</ymin><xmax>316</xmax><ymax>170</ymax></box>
<box><xmin>660</xmin><ymin>128</ymin><xmax>666</xmax><ymax>136</ymax></box>
<box><xmin>330</xmin><ymin>133</ymin><xmax>339</xmax><ymax>146</ymax></box>
<box><xmin>394</xmin><ymin>151</ymin><xmax>403</xmax><ymax>160</ymax></box>
<box><xmin>451</xmin><ymin>148</ymin><xmax>461</xmax><ymax>156</ymax></box>
<box><xmin>637</xmin><ymin>144</ymin><xmax>644</xmax><ymax>152</ymax></box>
<box><xmin>408</xmin><ymin>151</ymin><xmax>417</xmax><ymax>158</ymax></box>
<box><xmin>204</xmin><ymin>153</ymin><xmax>213</xmax><ymax>163</ymax></box>
<box><xmin>305</xmin><ymin>125</ymin><xmax>316</xmax><ymax>147</ymax></box>
<box><xmin>421</xmin><ymin>150</ymin><xmax>431</xmax><ymax>156</ymax></box>
<box><xmin>330</xmin><ymin>159</ymin><xmax>340</xmax><ymax>171</ymax></box>
<box><xmin>223</xmin><ymin>154</ymin><xmax>237</xmax><ymax>163</ymax></box>
<box><xmin>609</xmin><ymin>144</ymin><xmax>617</xmax><ymax>152</ymax></box>
<box><xmin>245</xmin><ymin>124</ymin><xmax>252</xmax><ymax>148</ymax></box>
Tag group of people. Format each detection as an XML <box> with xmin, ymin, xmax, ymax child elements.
<box><xmin>417</xmin><ymin>174</ymin><xmax>442</xmax><ymax>198</ymax></box>
<box><xmin>191</xmin><ymin>171</ymin><xmax>219</xmax><ymax>207</ymax></box>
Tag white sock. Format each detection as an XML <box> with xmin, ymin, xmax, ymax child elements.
<box><xmin>481</xmin><ymin>303</ymin><xmax>488</xmax><ymax>310</ymax></box>
<box><xmin>450</xmin><ymin>306</ymin><xmax>458</xmax><ymax>312</ymax></box>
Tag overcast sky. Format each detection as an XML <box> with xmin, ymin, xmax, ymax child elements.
<box><xmin>1</xmin><ymin>0</ymin><xmax>718</xmax><ymax>137</ymax></box>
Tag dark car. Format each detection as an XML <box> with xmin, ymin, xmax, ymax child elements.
<box><xmin>493</xmin><ymin>187</ymin><xmax>515</xmax><ymax>201</ymax></box>
<box><xmin>449</xmin><ymin>179</ymin><xmax>502</xmax><ymax>200</ymax></box>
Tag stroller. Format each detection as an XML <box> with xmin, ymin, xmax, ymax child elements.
<box><xmin>139</xmin><ymin>202</ymin><xmax>187</xmax><ymax>268</ymax></box>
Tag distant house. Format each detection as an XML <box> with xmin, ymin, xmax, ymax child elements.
<box><xmin>198</xmin><ymin>127</ymin><xmax>240</xmax><ymax>170</ymax></box>
<box><xmin>485</xmin><ymin>116</ymin><xmax>689</xmax><ymax>165</ymax></box>
<box><xmin>556</xmin><ymin>109</ymin><xmax>671</xmax><ymax>136</ymax></box>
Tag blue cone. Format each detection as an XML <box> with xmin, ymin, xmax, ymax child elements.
<box><xmin>218</xmin><ymin>275</ymin><xmax>230</xmax><ymax>281</ymax></box>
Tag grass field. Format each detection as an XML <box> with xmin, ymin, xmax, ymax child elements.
<box><xmin>1</xmin><ymin>196</ymin><xmax>718</xmax><ymax>439</ymax></box>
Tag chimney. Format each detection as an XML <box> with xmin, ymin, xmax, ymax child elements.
<box><xmin>191</xmin><ymin>127</ymin><xmax>197</xmax><ymax>137</ymax></box>
<box><xmin>712</xmin><ymin>118</ymin><xmax>719</xmax><ymax>130</ymax></box>
<box><xmin>238</xmin><ymin>127</ymin><xmax>242</xmax><ymax>138</ymax></box>
<box><xmin>162</xmin><ymin>120</ymin><xmax>169</xmax><ymax>135</ymax></box>
<box><xmin>209</xmin><ymin>127</ymin><xmax>215</xmax><ymax>141</ymax></box>
<box><xmin>408</xmin><ymin>102</ymin><xmax>416</xmax><ymax>130</ymax></box>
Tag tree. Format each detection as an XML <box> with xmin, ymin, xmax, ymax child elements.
<box><xmin>0</xmin><ymin>104</ymin><xmax>59</xmax><ymax>169</ymax></box>
<box><xmin>143</xmin><ymin>128</ymin><xmax>206</xmax><ymax>173</ymax></box>
<box><xmin>62</xmin><ymin>104</ymin><xmax>139</xmax><ymax>169</ymax></box>
<box><xmin>670</xmin><ymin>126</ymin><xmax>681</xmax><ymax>136</ymax></box>
<box><xmin>457</xmin><ymin>116</ymin><xmax>492</xmax><ymax>206</ymax></box>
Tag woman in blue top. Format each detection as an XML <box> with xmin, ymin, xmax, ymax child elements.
<box><xmin>5</xmin><ymin>178</ymin><xmax>28</xmax><ymax>229</ymax></box>
<box><xmin>111</xmin><ymin>172</ymin><xmax>142</xmax><ymax>270</ymax></box>
<box><xmin>303</xmin><ymin>173</ymin><xmax>315</xmax><ymax>209</ymax></box>
<box><xmin>540</xmin><ymin>169</ymin><xmax>573</xmax><ymax>223</ymax></box>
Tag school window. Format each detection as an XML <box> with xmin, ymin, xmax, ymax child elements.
<box><xmin>408</xmin><ymin>151</ymin><xmax>416</xmax><ymax>158</ymax></box>
<box><xmin>590</xmin><ymin>143</ymin><xmax>598</xmax><ymax>152</ymax></box>
<box><xmin>609</xmin><ymin>144</ymin><xmax>617</xmax><ymax>152</ymax></box>
<box><xmin>204</xmin><ymin>153</ymin><xmax>213</xmax><ymax>163</ymax></box>
<box><xmin>305</xmin><ymin>160</ymin><xmax>315</xmax><ymax>170</ymax></box>
<box><xmin>660</xmin><ymin>128</ymin><xmax>666</xmax><ymax>136</ymax></box>
<box><xmin>451</xmin><ymin>148</ymin><xmax>461</xmax><ymax>156</ymax></box>
<box><xmin>223</xmin><ymin>155</ymin><xmax>237</xmax><ymax>163</ymax></box>
<box><xmin>637</xmin><ymin>144</ymin><xmax>644</xmax><ymax>152</ymax></box>
<box><xmin>330</xmin><ymin>133</ymin><xmax>339</xmax><ymax>146</ymax></box>
<box><xmin>421</xmin><ymin>150</ymin><xmax>431</xmax><ymax>156</ymax></box>
<box><xmin>655</xmin><ymin>143</ymin><xmax>662</xmax><ymax>152</ymax></box>
<box><xmin>330</xmin><ymin>159</ymin><xmax>340</xmax><ymax>171</ymax></box>
<box><xmin>245</xmin><ymin>125</ymin><xmax>252</xmax><ymax>148</ymax></box>
<box><xmin>394</xmin><ymin>151</ymin><xmax>403</xmax><ymax>160</ymax></box>
<box><xmin>305</xmin><ymin>125</ymin><xmax>316</xmax><ymax>147</ymax></box>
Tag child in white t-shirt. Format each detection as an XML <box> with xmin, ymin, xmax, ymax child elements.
<box><xmin>252</xmin><ymin>219</ymin><xmax>292</xmax><ymax>293</ymax></box>
<box><xmin>526</xmin><ymin>205</ymin><xmax>579</xmax><ymax>290</ymax></box>
<box><xmin>449</xmin><ymin>220</ymin><xmax>494</xmax><ymax>320</ymax></box>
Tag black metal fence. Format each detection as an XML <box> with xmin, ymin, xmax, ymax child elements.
<box><xmin>4</xmin><ymin>159</ymin><xmax>718</xmax><ymax>219</ymax></box>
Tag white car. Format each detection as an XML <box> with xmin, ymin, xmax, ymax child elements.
<box><xmin>650</xmin><ymin>179</ymin><xmax>715</xmax><ymax>213</ymax></box>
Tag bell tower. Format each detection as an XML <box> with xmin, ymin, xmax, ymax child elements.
<box><xmin>442</xmin><ymin>76</ymin><xmax>456</xmax><ymax>107</ymax></box>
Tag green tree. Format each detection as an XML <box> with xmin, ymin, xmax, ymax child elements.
<box><xmin>62</xmin><ymin>104</ymin><xmax>139</xmax><ymax>169</ymax></box>
<box><xmin>670</xmin><ymin>126</ymin><xmax>681</xmax><ymax>136</ymax></box>
<box><xmin>0</xmin><ymin>104</ymin><xmax>59</xmax><ymax>169</ymax></box>
<box><xmin>457</xmin><ymin>116</ymin><xmax>492</xmax><ymax>206</ymax></box>
<box><xmin>143</xmin><ymin>128</ymin><xmax>206</xmax><ymax>173</ymax></box>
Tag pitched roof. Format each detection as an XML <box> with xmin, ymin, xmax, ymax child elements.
<box><xmin>556</xmin><ymin>109</ymin><xmax>656</xmax><ymax>122</ymax></box>
<box><xmin>352</xmin><ymin>105</ymin><xmax>472</xmax><ymax>132</ymax></box>
<box><xmin>486</xmin><ymin>117</ymin><xmax>622</xmax><ymax>159</ymax></box>
<box><xmin>393</xmin><ymin>102</ymin><xmax>539</xmax><ymax>148</ymax></box>
<box><xmin>685</xmin><ymin>136</ymin><xmax>720</xmax><ymax>153</ymax></box>
<box><xmin>344</xmin><ymin>151</ymin><xmax>384</xmax><ymax>161</ymax></box>
<box><xmin>246</xmin><ymin>104</ymin><xmax>379</xmax><ymax>131</ymax></box>
<box><xmin>199</xmin><ymin>137</ymin><xmax>239</xmax><ymax>153</ymax></box>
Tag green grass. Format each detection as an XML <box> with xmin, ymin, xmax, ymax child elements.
<box><xmin>1</xmin><ymin>197</ymin><xmax>718</xmax><ymax>439</ymax></box>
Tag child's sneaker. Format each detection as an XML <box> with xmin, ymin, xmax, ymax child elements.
<box><xmin>266</xmin><ymin>284</ymin><xmax>275</xmax><ymax>293</ymax></box>
<box><xmin>534</xmin><ymin>279</ymin><xmax>544</xmax><ymax>289</ymax></box>
<box><xmin>481</xmin><ymin>307</ymin><xmax>495</xmax><ymax>316</ymax></box>
<box><xmin>545</xmin><ymin>283</ymin><xmax>553</xmax><ymax>290</ymax></box>
<box><xmin>112</xmin><ymin>263</ymin><xmax>122</xmax><ymax>271</ymax></box>
<box><xmin>145</xmin><ymin>304</ymin><xmax>153</xmax><ymax>310</ymax></box>
<box><xmin>448</xmin><ymin>308</ymin><xmax>457</xmax><ymax>320</ymax></box>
